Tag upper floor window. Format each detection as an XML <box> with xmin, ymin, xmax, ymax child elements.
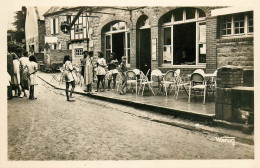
<box><xmin>51</xmin><ymin>18</ymin><xmax>59</xmax><ymax>35</ymax></box>
<box><xmin>74</xmin><ymin>16</ymin><xmax>83</xmax><ymax>33</ymax></box>
<box><xmin>221</xmin><ymin>11</ymin><xmax>253</xmax><ymax>37</ymax></box>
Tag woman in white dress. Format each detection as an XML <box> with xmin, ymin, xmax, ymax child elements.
<box><xmin>27</xmin><ymin>55</ymin><xmax>38</xmax><ymax>100</ymax></box>
<box><xmin>12</xmin><ymin>53</ymin><xmax>22</xmax><ymax>97</ymax></box>
<box><xmin>95</xmin><ymin>51</ymin><xmax>107</xmax><ymax>92</ymax></box>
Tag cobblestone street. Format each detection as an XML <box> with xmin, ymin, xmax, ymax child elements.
<box><xmin>7</xmin><ymin>78</ymin><xmax>254</xmax><ymax>160</ymax></box>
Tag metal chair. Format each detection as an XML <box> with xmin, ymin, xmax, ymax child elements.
<box><xmin>188</xmin><ymin>72</ymin><xmax>207</xmax><ymax>105</ymax></box>
<box><xmin>138</xmin><ymin>69</ymin><xmax>155</xmax><ymax>96</ymax></box>
<box><xmin>126</xmin><ymin>70</ymin><xmax>138</xmax><ymax>93</ymax></box>
<box><xmin>159</xmin><ymin>70</ymin><xmax>175</xmax><ymax>96</ymax></box>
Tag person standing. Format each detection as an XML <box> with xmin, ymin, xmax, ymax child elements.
<box><xmin>27</xmin><ymin>55</ymin><xmax>38</xmax><ymax>100</ymax></box>
<box><xmin>63</xmin><ymin>55</ymin><xmax>76</xmax><ymax>101</ymax></box>
<box><xmin>107</xmin><ymin>52</ymin><xmax>118</xmax><ymax>91</ymax></box>
<box><xmin>12</xmin><ymin>53</ymin><xmax>22</xmax><ymax>97</ymax></box>
<box><xmin>95</xmin><ymin>51</ymin><xmax>107</xmax><ymax>92</ymax></box>
<box><xmin>118</xmin><ymin>56</ymin><xmax>128</xmax><ymax>95</ymax></box>
<box><xmin>19</xmin><ymin>51</ymin><xmax>30</xmax><ymax>97</ymax></box>
<box><xmin>83</xmin><ymin>51</ymin><xmax>93</xmax><ymax>92</ymax></box>
<box><xmin>80</xmin><ymin>51</ymin><xmax>87</xmax><ymax>78</ymax></box>
<box><xmin>7</xmin><ymin>53</ymin><xmax>14</xmax><ymax>99</ymax></box>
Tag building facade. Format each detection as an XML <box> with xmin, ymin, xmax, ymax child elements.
<box><xmin>43</xmin><ymin>6</ymin><xmax>254</xmax><ymax>75</ymax></box>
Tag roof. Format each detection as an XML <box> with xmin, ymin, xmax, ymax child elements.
<box><xmin>35</xmin><ymin>7</ymin><xmax>50</xmax><ymax>20</ymax></box>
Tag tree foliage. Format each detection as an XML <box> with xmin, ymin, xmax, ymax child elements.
<box><xmin>12</xmin><ymin>7</ymin><xmax>26</xmax><ymax>42</ymax></box>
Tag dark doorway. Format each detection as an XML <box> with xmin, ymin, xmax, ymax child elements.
<box><xmin>139</xmin><ymin>29</ymin><xmax>151</xmax><ymax>75</ymax></box>
<box><xmin>173</xmin><ymin>22</ymin><xmax>196</xmax><ymax>65</ymax></box>
<box><xmin>112</xmin><ymin>32</ymin><xmax>124</xmax><ymax>62</ymax></box>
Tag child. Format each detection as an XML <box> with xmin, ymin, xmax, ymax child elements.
<box><xmin>118</xmin><ymin>56</ymin><xmax>128</xmax><ymax>95</ymax></box>
<box><xmin>63</xmin><ymin>55</ymin><xmax>76</xmax><ymax>101</ymax></box>
<box><xmin>27</xmin><ymin>55</ymin><xmax>38</xmax><ymax>100</ymax></box>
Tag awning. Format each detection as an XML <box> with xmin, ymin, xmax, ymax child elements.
<box><xmin>45</xmin><ymin>36</ymin><xmax>58</xmax><ymax>44</ymax></box>
<box><xmin>211</xmin><ymin>6</ymin><xmax>253</xmax><ymax>17</ymax></box>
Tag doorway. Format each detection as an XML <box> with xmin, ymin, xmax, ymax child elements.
<box><xmin>112</xmin><ymin>32</ymin><xmax>124</xmax><ymax>62</ymax></box>
<box><xmin>139</xmin><ymin>29</ymin><xmax>151</xmax><ymax>75</ymax></box>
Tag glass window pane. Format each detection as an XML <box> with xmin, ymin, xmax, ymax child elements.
<box><xmin>164</xmin><ymin>27</ymin><xmax>171</xmax><ymax>45</ymax></box>
<box><xmin>240</xmin><ymin>28</ymin><xmax>244</xmax><ymax>33</ymax></box>
<box><xmin>198</xmin><ymin>9</ymin><xmax>206</xmax><ymax>18</ymax></box>
<box><xmin>127</xmin><ymin>49</ymin><xmax>130</xmax><ymax>64</ymax></box>
<box><xmin>127</xmin><ymin>33</ymin><xmax>130</xmax><ymax>48</ymax></box>
<box><xmin>106</xmin><ymin>36</ymin><xmax>110</xmax><ymax>49</ymax></box>
<box><xmin>227</xmin><ymin>23</ymin><xmax>231</xmax><ymax>28</ymax></box>
<box><xmin>163</xmin><ymin>13</ymin><xmax>172</xmax><ymax>23</ymax></box>
<box><xmin>174</xmin><ymin>8</ymin><xmax>183</xmax><ymax>21</ymax></box>
<box><xmin>106</xmin><ymin>51</ymin><xmax>111</xmax><ymax>58</ymax></box>
<box><xmin>249</xmin><ymin>27</ymin><xmax>253</xmax><ymax>33</ymax></box>
<box><xmin>186</xmin><ymin>8</ymin><xmax>196</xmax><ymax>20</ymax></box>
<box><xmin>199</xmin><ymin>44</ymin><xmax>206</xmax><ymax>63</ymax></box>
<box><xmin>235</xmin><ymin>22</ymin><xmax>239</xmax><ymax>27</ymax></box>
<box><xmin>235</xmin><ymin>28</ymin><xmax>239</xmax><ymax>34</ymax></box>
<box><xmin>227</xmin><ymin>29</ymin><xmax>231</xmax><ymax>34</ymax></box>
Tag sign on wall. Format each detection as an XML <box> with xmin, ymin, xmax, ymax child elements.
<box><xmin>152</xmin><ymin>38</ymin><xmax>157</xmax><ymax>61</ymax></box>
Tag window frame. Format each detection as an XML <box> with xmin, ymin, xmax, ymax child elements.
<box><xmin>75</xmin><ymin>48</ymin><xmax>84</xmax><ymax>57</ymax></box>
<box><xmin>221</xmin><ymin>12</ymin><xmax>253</xmax><ymax>37</ymax></box>
<box><xmin>162</xmin><ymin>8</ymin><xmax>206</xmax><ymax>66</ymax></box>
<box><xmin>104</xmin><ymin>21</ymin><xmax>131</xmax><ymax>66</ymax></box>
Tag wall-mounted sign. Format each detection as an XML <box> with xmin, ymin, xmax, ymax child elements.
<box><xmin>152</xmin><ymin>38</ymin><xmax>157</xmax><ymax>61</ymax></box>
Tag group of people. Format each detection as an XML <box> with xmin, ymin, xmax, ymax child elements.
<box><xmin>7</xmin><ymin>51</ymin><xmax>38</xmax><ymax>100</ymax></box>
<box><xmin>63</xmin><ymin>51</ymin><xmax>128</xmax><ymax>101</ymax></box>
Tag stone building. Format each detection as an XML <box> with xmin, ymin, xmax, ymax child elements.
<box><xmin>43</xmin><ymin>7</ymin><xmax>74</xmax><ymax>69</ymax></box>
<box><xmin>43</xmin><ymin>6</ymin><xmax>254</xmax><ymax>75</ymax></box>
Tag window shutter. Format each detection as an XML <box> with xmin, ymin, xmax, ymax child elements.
<box><xmin>55</xmin><ymin>18</ymin><xmax>59</xmax><ymax>34</ymax></box>
<box><xmin>51</xmin><ymin>18</ymin><xmax>54</xmax><ymax>35</ymax></box>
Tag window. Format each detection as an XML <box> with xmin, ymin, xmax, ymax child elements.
<box><xmin>74</xmin><ymin>16</ymin><xmax>83</xmax><ymax>33</ymax></box>
<box><xmin>104</xmin><ymin>21</ymin><xmax>130</xmax><ymax>65</ymax></box>
<box><xmin>75</xmin><ymin>48</ymin><xmax>83</xmax><ymax>56</ymax></box>
<box><xmin>248</xmin><ymin>12</ymin><xmax>253</xmax><ymax>33</ymax></box>
<box><xmin>124</xmin><ymin>33</ymin><xmax>131</xmax><ymax>64</ymax></box>
<box><xmin>221</xmin><ymin>15</ymin><xmax>232</xmax><ymax>35</ymax></box>
<box><xmin>51</xmin><ymin>18</ymin><xmax>59</xmax><ymax>35</ymax></box>
<box><xmin>162</xmin><ymin>8</ymin><xmax>206</xmax><ymax>65</ymax></box>
<box><xmin>221</xmin><ymin>12</ymin><xmax>253</xmax><ymax>36</ymax></box>
<box><xmin>105</xmin><ymin>35</ymin><xmax>111</xmax><ymax>58</ymax></box>
<box><xmin>163</xmin><ymin>27</ymin><xmax>172</xmax><ymax>64</ymax></box>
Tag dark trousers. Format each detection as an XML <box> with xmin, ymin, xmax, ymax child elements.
<box><xmin>7</xmin><ymin>86</ymin><xmax>12</xmax><ymax>98</ymax></box>
<box><xmin>97</xmin><ymin>75</ymin><xmax>105</xmax><ymax>90</ymax></box>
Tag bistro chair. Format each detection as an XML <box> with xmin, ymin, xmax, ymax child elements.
<box><xmin>138</xmin><ymin>69</ymin><xmax>155</xmax><ymax>96</ymax></box>
<box><xmin>159</xmin><ymin>70</ymin><xmax>175</xmax><ymax>96</ymax></box>
<box><xmin>188</xmin><ymin>72</ymin><xmax>207</xmax><ymax>105</ymax></box>
<box><xmin>193</xmin><ymin>69</ymin><xmax>205</xmax><ymax>76</ymax></box>
<box><xmin>206</xmin><ymin>70</ymin><xmax>218</xmax><ymax>100</ymax></box>
<box><xmin>74</xmin><ymin>66</ymin><xmax>83</xmax><ymax>86</ymax></box>
<box><xmin>126</xmin><ymin>70</ymin><xmax>138</xmax><ymax>93</ymax></box>
<box><xmin>150</xmin><ymin>69</ymin><xmax>163</xmax><ymax>93</ymax></box>
<box><xmin>115</xmin><ymin>72</ymin><xmax>123</xmax><ymax>93</ymax></box>
<box><xmin>173</xmin><ymin>69</ymin><xmax>189</xmax><ymax>100</ymax></box>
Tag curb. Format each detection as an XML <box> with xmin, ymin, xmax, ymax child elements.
<box><xmin>38</xmin><ymin>76</ymin><xmax>254</xmax><ymax>145</ymax></box>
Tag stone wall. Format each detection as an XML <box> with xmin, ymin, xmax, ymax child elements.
<box><xmin>216</xmin><ymin>37</ymin><xmax>254</xmax><ymax>70</ymax></box>
<box><xmin>215</xmin><ymin>66</ymin><xmax>243</xmax><ymax>121</ymax></box>
<box><xmin>44</xmin><ymin>14</ymin><xmax>71</xmax><ymax>50</ymax></box>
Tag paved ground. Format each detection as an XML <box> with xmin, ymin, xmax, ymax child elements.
<box><xmin>8</xmin><ymin>78</ymin><xmax>254</xmax><ymax>160</ymax></box>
